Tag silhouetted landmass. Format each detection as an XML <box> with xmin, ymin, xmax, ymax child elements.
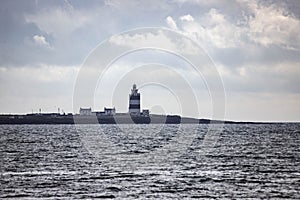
<box><xmin>0</xmin><ymin>113</ymin><xmax>273</xmax><ymax>124</ymax></box>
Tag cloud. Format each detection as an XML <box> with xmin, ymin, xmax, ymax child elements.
<box><xmin>165</xmin><ymin>16</ymin><xmax>178</xmax><ymax>30</ymax></box>
<box><xmin>33</xmin><ymin>35</ymin><xmax>50</xmax><ymax>46</ymax></box>
<box><xmin>180</xmin><ymin>14</ymin><xmax>194</xmax><ymax>22</ymax></box>
<box><xmin>25</xmin><ymin>6</ymin><xmax>89</xmax><ymax>37</ymax></box>
<box><xmin>104</xmin><ymin>0</ymin><xmax>174</xmax><ymax>11</ymax></box>
<box><xmin>174</xmin><ymin>0</ymin><xmax>220</xmax><ymax>6</ymax></box>
<box><xmin>174</xmin><ymin>1</ymin><xmax>300</xmax><ymax>52</ymax></box>
<box><xmin>179</xmin><ymin>8</ymin><xmax>244</xmax><ymax>48</ymax></box>
<box><xmin>108</xmin><ymin>30</ymin><xmax>199</xmax><ymax>55</ymax></box>
<box><xmin>243</xmin><ymin>0</ymin><xmax>300</xmax><ymax>49</ymax></box>
<box><xmin>0</xmin><ymin>0</ymin><xmax>299</xmax><ymax>120</ymax></box>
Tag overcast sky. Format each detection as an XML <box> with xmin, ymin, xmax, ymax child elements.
<box><xmin>0</xmin><ymin>0</ymin><xmax>300</xmax><ymax>122</ymax></box>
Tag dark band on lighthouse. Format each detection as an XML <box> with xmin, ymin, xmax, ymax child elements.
<box><xmin>129</xmin><ymin>84</ymin><xmax>140</xmax><ymax>115</ymax></box>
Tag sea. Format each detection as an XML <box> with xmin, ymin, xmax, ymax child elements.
<box><xmin>0</xmin><ymin>124</ymin><xmax>299</xmax><ymax>199</ymax></box>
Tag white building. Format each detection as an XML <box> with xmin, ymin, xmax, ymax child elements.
<box><xmin>93</xmin><ymin>107</ymin><xmax>116</xmax><ymax>116</ymax></box>
<box><xmin>79</xmin><ymin>108</ymin><xmax>92</xmax><ymax>116</ymax></box>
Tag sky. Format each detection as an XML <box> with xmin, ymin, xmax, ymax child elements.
<box><xmin>0</xmin><ymin>0</ymin><xmax>300</xmax><ymax>122</ymax></box>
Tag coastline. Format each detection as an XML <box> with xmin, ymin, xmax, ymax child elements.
<box><xmin>0</xmin><ymin>113</ymin><xmax>276</xmax><ymax>124</ymax></box>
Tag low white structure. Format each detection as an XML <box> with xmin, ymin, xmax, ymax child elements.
<box><xmin>83</xmin><ymin>107</ymin><xmax>116</xmax><ymax>116</ymax></box>
<box><xmin>79</xmin><ymin>108</ymin><xmax>92</xmax><ymax>116</ymax></box>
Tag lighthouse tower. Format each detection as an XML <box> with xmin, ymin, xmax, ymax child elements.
<box><xmin>129</xmin><ymin>84</ymin><xmax>140</xmax><ymax>115</ymax></box>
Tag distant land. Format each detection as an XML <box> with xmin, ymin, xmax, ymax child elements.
<box><xmin>0</xmin><ymin>113</ymin><xmax>275</xmax><ymax>125</ymax></box>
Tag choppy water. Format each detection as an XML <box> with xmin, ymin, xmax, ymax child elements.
<box><xmin>0</xmin><ymin>124</ymin><xmax>299</xmax><ymax>199</ymax></box>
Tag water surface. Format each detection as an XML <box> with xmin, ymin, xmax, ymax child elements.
<box><xmin>1</xmin><ymin>124</ymin><xmax>299</xmax><ymax>199</ymax></box>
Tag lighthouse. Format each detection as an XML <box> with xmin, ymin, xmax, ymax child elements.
<box><xmin>129</xmin><ymin>84</ymin><xmax>141</xmax><ymax>115</ymax></box>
